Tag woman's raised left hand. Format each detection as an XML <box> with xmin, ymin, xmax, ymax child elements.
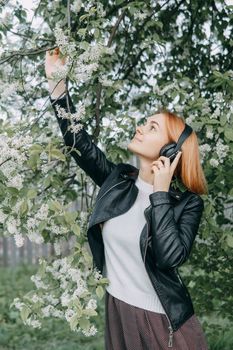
<box><xmin>151</xmin><ymin>151</ymin><xmax>182</xmax><ymax>192</ymax></box>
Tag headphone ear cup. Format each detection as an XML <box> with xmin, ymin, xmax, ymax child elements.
<box><xmin>159</xmin><ymin>143</ymin><xmax>177</xmax><ymax>160</ymax></box>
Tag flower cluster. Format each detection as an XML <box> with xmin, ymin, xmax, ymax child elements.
<box><xmin>0</xmin><ymin>81</ymin><xmax>19</xmax><ymax>100</ymax></box>
<box><xmin>55</xmin><ymin>103</ymin><xmax>85</xmax><ymax>134</ymax></box>
<box><xmin>71</xmin><ymin>0</ymin><xmax>82</xmax><ymax>13</ymax></box>
<box><xmin>74</xmin><ymin>43</ymin><xmax>114</xmax><ymax>84</ymax></box>
<box><xmin>12</xmin><ymin>254</ymin><xmax>109</xmax><ymax>336</ymax></box>
<box><xmin>0</xmin><ymin>127</ymin><xmax>77</xmax><ymax>247</ymax></box>
<box><xmin>209</xmin><ymin>138</ymin><xmax>229</xmax><ymax>167</ymax></box>
<box><xmin>54</xmin><ymin>24</ymin><xmax>76</xmax><ymax>57</ymax></box>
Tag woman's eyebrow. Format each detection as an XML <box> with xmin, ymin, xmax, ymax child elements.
<box><xmin>146</xmin><ymin>119</ymin><xmax>160</xmax><ymax>128</ymax></box>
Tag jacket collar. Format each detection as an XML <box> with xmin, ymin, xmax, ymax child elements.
<box><xmin>120</xmin><ymin>165</ymin><xmax>186</xmax><ymax>201</ymax></box>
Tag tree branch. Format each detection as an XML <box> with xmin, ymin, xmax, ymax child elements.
<box><xmin>93</xmin><ymin>9</ymin><xmax>127</xmax><ymax>142</ymax></box>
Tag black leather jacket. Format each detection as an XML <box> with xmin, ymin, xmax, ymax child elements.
<box><xmin>50</xmin><ymin>93</ymin><xmax>204</xmax><ymax>347</ymax></box>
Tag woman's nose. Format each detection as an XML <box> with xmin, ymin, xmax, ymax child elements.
<box><xmin>136</xmin><ymin>125</ymin><xmax>143</xmax><ymax>134</ymax></box>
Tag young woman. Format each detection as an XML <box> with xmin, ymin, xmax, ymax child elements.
<box><xmin>45</xmin><ymin>48</ymin><xmax>209</xmax><ymax>350</ymax></box>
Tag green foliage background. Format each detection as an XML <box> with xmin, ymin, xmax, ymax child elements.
<box><xmin>0</xmin><ymin>0</ymin><xmax>233</xmax><ymax>347</ymax></box>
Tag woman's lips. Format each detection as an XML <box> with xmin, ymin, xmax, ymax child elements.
<box><xmin>133</xmin><ymin>137</ymin><xmax>142</xmax><ymax>142</ymax></box>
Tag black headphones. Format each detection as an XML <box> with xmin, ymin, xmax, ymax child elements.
<box><xmin>159</xmin><ymin>124</ymin><xmax>193</xmax><ymax>163</ymax></box>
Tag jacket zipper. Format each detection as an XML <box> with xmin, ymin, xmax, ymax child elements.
<box><xmin>143</xmin><ymin>210</ymin><xmax>174</xmax><ymax>348</ymax></box>
<box><xmin>95</xmin><ymin>179</ymin><xmax>127</xmax><ymax>205</ymax></box>
<box><xmin>175</xmin><ymin>268</ymin><xmax>184</xmax><ymax>286</ymax></box>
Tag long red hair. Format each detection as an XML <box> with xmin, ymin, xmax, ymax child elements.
<box><xmin>158</xmin><ymin>109</ymin><xmax>208</xmax><ymax>195</ymax></box>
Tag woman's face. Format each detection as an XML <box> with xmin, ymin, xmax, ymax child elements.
<box><xmin>127</xmin><ymin>113</ymin><xmax>170</xmax><ymax>161</ymax></box>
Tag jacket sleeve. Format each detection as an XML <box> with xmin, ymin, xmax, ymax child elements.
<box><xmin>148</xmin><ymin>191</ymin><xmax>204</xmax><ymax>270</ymax></box>
<box><xmin>50</xmin><ymin>93</ymin><xmax>117</xmax><ymax>187</ymax></box>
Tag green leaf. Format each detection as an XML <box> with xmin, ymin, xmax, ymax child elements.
<box><xmin>27</xmin><ymin>153</ymin><xmax>39</xmax><ymax>169</ymax></box>
<box><xmin>99</xmin><ymin>277</ymin><xmax>110</xmax><ymax>285</ymax></box>
<box><xmin>64</xmin><ymin>211</ymin><xmax>77</xmax><ymax>224</ymax></box>
<box><xmin>96</xmin><ymin>285</ymin><xmax>104</xmax><ymax>300</ymax></box>
<box><xmin>93</xmin><ymin>28</ymin><xmax>100</xmax><ymax>39</ymax></box>
<box><xmin>71</xmin><ymin>223</ymin><xmax>80</xmax><ymax>236</ymax></box>
<box><xmin>20</xmin><ymin>305</ymin><xmax>31</xmax><ymax>323</ymax></box>
<box><xmin>0</xmin><ymin>169</ymin><xmax>7</xmax><ymax>182</ymax></box>
<box><xmin>224</xmin><ymin>128</ymin><xmax>233</xmax><ymax>141</ymax></box>
<box><xmin>79</xmin><ymin>317</ymin><xmax>90</xmax><ymax>330</ymax></box>
<box><xmin>27</xmin><ymin>188</ymin><xmax>37</xmax><ymax>199</ymax></box>
<box><xmin>226</xmin><ymin>235</ymin><xmax>233</xmax><ymax>248</ymax></box>
<box><xmin>50</xmin><ymin>149</ymin><xmax>66</xmax><ymax>162</ymax></box>
<box><xmin>29</xmin><ymin>144</ymin><xmax>43</xmax><ymax>152</ymax></box>
<box><xmin>77</xmin><ymin>28</ymin><xmax>87</xmax><ymax>36</ymax></box>
<box><xmin>43</xmin><ymin>176</ymin><xmax>51</xmax><ymax>187</ymax></box>
<box><xmin>19</xmin><ymin>200</ymin><xmax>28</xmax><ymax>216</ymax></box>
<box><xmin>48</xmin><ymin>200</ymin><xmax>62</xmax><ymax>212</ymax></box>
<box><xmin>82</xmin><ymin>309</ymin><xmax>98</xmax><ymax>317</ymax></box>
<box><xmin>70</xmin><ymin>315</ymin><xmax>79</xmax><ymax>331</ymax></box>
<box><xmin>79</xmin><ymin>41</ymin><xmax>89</xmax><ymax>50</ymax></box>
<box><xmin>38</xmin><ymin>220</ymin><xmax>48</xmax><ymax>231</ymax></box>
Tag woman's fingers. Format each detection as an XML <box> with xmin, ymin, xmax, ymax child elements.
<box><xmin>152</xmin><ymin>157</ymin><xmax>170</xmax><ymax>169</ymax></box>
<box><xmin>170</xmin><ymin>151</ymin><xmax>182</xmax><ymax>173</ymax></box>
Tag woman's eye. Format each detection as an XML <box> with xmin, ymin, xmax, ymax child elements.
<box><xmin>151</xmin><ymin>126</ymin><xmax>156</xmax><ymax>131</ymax></box>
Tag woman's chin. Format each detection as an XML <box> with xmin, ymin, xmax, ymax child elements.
<box><xmin>127</xmin><ymin>142</ymin><xmax>138</xmax><ymax>155</ymax></box>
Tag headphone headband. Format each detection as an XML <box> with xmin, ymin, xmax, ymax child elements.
<box><xmin>159</xmin><ymin>123</ymin><xmax>193</xmax><ymax>162</ymax></box>
<box><xmin>174</xmin><ymin>124</ymin><xmax>193</xmax><ymax>153</ymax></box>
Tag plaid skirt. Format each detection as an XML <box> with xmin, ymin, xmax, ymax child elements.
<box><xmin>104</xmin><ymin>290</ymin><xmax>209</xmax><ymax>350</ymax></box>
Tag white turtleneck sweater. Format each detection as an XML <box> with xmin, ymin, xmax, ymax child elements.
<box><xmin>102</xmin><ymin>175</ymin><xmax>166</xmax><ymax>314</ymax></box>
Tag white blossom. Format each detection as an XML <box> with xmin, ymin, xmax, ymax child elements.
<box><xmin>54</xmin><ymin>24</ymin><xmax>76</xmax><ymax>57</ymax></box>
<box><xmin>12</xmin><ymin>298</ymin><xmax>24</xmax><ymax>311</ymax></box>
<box><xmin>0</xmin><ymin>82</ymin><xmax>19</xmax><ymax>100</ymax></box>
<box><xmin>35</xmin><ymin>204</ymin><xmax>49</xmax><ymax>220</ymax></box>
<box><xmin>153</xmin><ymin>82</ymin><xmax>176</xmax><ymax>96</ymax></box>
<box><xmin>93</xmin><ymin>268</ymin><xmax>102</xmax><ymax>282</ymax></box>
<box><xmin>0</xmin><ymin>209</ymin><xmax>7</xmax><ymax>223</ymax></box>
<box><xmin>31</xmin><ymin>294</ymin><xmax>43</xmax><ymax>303</ymax></box>
<box><xmin>99</xmin><ymin>75</ymin><xmax>113</xmax><ymax>87</ymax></box>
<box><xmin>25</xmin><ymin>317</ymin><xmax>42</xmax><ymax>329</ymax></box>
<box><xmin>41</xmin><ymin>305</ymin><xmax>54</xmax><ymax>317</ymax></box>
<box><xmin>61</xmin><ymin>291</ymin><xmax>71</xmax><ymax>307</ymax></box>
<box><xmin>11</xmin><ymin>135</ymin><xmax>33</xmax><ymax>148</ymax></box>
<box><xmin>6</xmin><ymin>175</ymin><xmax>23</xmax><ymax>190</ymax></box>
<box><xmin>71</xmin><ymin>0</ymin><xmax>82</xmax><ymax>13</ymax></box>
<box><xmin>73</xmin><ymin>279</ymin><xmax>88</xmax><ymax>297</ymax></box>
<box><xmin>65</xmin><ymin>308</ymin><xmax>75</xmax><ymax>322</ymax></box>
<box><xmin>69</xmin><ymin>268</ymin><xmax>82</xmax><ymax>282</ymax></box>
<box><xmin>210</xmin><ymin>158</ymin><xmax>219</xmax><ymax>167</ymax></box>
<box><xmin>52</xmin><ymin>309</ymin><xmax>64</xmax><ymax>318</ymax></box>
<box><xmin>7</xmin><ymin>217</ymin><xmax>19</xmax><ymax>234</ymax></box>
<box><xmin>206</xmin><ymin>130</ymin><xmax>214</xmax><ymax>139</ymax></box>
<box><xmin>44</xmin><ymin>294</ymin><xmax>59</xmax><ymax>306</ymax></box>
<box><xmin>215</xmin><ymin>138</ymin><xmax>229</xmax><ymax>163</ymax></box>
<box><xmin>27</xmin><ymin>232</ymin><xmax>44</xmax><ymax>244</ymax></box>
<box><xmin>185</xmin><ymin>114</ymin><xmax>196</xmax><ymax>124</ymax></box>
<box><xmin>82</xmin><ymin>324</ymin><xmax>98</xmax><ymax>336</ymax></box>
<box><xmin>31</xmin><ymin>275</ymin><xmax>48</xmax><ymax>290</ymax></box>
<box><xmin>54</xmin><ymin>241</ymin><xmax>62</xmax><ymax>255</ymax></box>
<box><xmin>69</xmin><ymin>123</ymin><xmax>83</xmax><ymax>134</ymax></box>
<box><xmin>26</xmin><ymin>218</ymin><xmax>38</xmax><ymax>230</ymax></box>
<box><xmin>134</xmin><ymin>10</ymin><xmax>149</xmax><ymax>20</ymax></box>
<box><xmin>85</xmin><ymin>298</ymin><xmax>97</xmax><ymax>310</ymax></box>
<box><xmin>199</xmin><ymin>143</ymin><xmax>211</xmax><ymax>159</ymax></box>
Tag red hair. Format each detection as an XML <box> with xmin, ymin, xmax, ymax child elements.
<box><xmin>158</xmin><ymin>109</ymin><xmax>208</xmax><ymax>195</ymax></box>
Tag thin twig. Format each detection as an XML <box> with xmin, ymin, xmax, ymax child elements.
<box><xmin>93</xmin><ymin>9</ymin><xmax>127</xmax><ymax>142</ymax></box>
<box><xmin>0</xmin><ymin>45</ymin><xmax>57</xmax><ymax>65</ymax></box>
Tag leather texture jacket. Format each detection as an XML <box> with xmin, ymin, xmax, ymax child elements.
<box><xmin>50</xmin><ymin>93</ymin><xmax>205</xmax><ymax>347</ymax></box>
